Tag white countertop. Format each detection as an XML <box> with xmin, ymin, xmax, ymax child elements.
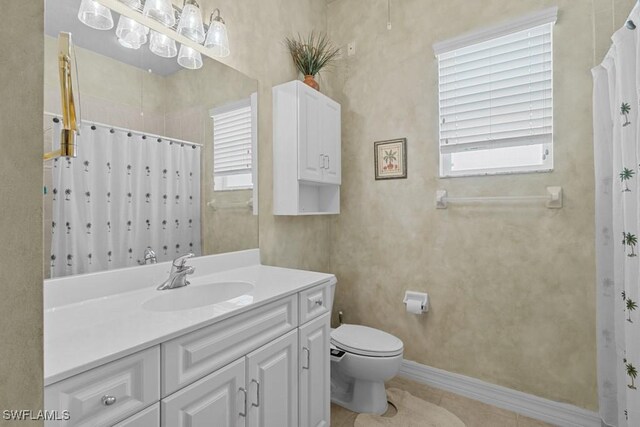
<box><xmin>44</xmin><ymin>250</ymin><xmax>335</xmax><ymax>386</ymax></box>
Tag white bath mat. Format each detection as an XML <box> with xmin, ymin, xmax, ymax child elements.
<box><xmin>354</xmin><ymin>388</ymin><xmax>466</xmax><ymax>427</ymax></box>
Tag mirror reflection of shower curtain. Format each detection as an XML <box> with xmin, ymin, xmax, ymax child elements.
<box><xmin>50</xmin><ymin>120</ymin><xmax>202</xmax><ymax>277</ymax></box>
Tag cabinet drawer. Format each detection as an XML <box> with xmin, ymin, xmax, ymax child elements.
<box><xmin>162</xmin><ymin>295</ymin><xmax>298</xmax><ymax>396</ymax></box>
<box><xmin>113</xmin><ymin>403</ymin><xmax>159</xmax><ymax>427</ymax></box>
<box><xmin>299</xmin><ymin>282</ymin><xmax>332</xmax><ymax>324</ymax></box>
<box><xmin>45</xmin><ymin>347</ymin><xmax>160</xmax><ymax>427</ymax></box>
<box><xmin>161</xmin><ymin>358</ymin><xmax>246</xmax><ymax>427</ymax></box>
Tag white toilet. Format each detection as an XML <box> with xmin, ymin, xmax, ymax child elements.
<box><xmin>330</xmin><ymin>324</ymin><xmax>404</xmax><ymax>414</ymax></box>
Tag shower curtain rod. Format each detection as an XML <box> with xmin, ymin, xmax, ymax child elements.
<box><xmin>43</xmin><ymin>111</ymin><xmax>204</xmax><ymax>148</ymax></box>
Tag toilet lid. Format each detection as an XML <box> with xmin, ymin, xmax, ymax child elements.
<box><xmin>331</xmin><ymin>324</ymin><xmax>403</xmax><ymax>357</ymax></box>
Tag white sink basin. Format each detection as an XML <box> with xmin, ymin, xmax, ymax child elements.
<box><xmin>142</xmin><ymin>281</ymin><xmax>254</xmax><ymax>312</ymax></box>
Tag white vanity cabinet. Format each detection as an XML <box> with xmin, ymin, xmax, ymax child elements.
<box><xmin>45</xmin><ymin>280</ymin><xmax>334</xmax><ymax>427</ymax></box>
<box><xmin>273</xmin><ymin>80</ymin><xmax>341</xmax><ymax>215</ymax></box>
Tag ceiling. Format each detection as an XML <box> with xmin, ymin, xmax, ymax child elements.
<box><xmin>45</xmin><ymin>0</ymin><xmax>183</xmax><ymax>76</ymax></box>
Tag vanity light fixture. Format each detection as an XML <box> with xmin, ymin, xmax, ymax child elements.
<box><xmin>78</xmin><ymin>0</ymin><xmax>114</xmax><ymax>30</ymax></box>
<box><xmin>177</xmin><ymin>0</ymin><xmax>205</xmax><ymax>43</ymax></box>
<box><xmin>204</xmin><ymin>8</ymin><xmax>229</xmax><ymax>57</ymax></box>
<box><xmin>77</xmin><ymin>0</ymin><xmax>231</xmax><ymax>69</ymax></box>
<box><xmin>177</xmin><ymin>44</ymin><xmax>203</xmax><ymax>69</ymax></box>
<box><xmin>142</xmin><ymin>0</ymin><xmax>176</xmax><ymax>27</ymax></box>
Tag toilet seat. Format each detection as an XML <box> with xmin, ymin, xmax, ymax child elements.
<box><xmin>331</xmin><ymin>324</ymin><xmax>403</xmax><ymax>357</ymax></box>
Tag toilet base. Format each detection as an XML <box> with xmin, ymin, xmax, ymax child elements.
<box><xmin>331</xmin><ymin>379</ymin><xmax>389</xmax><ymax>415</ymax></box>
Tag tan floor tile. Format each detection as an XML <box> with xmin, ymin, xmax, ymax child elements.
<box><xmin>438</xmin><ymin>393</ymin><xmax>518</xmax><ymax>427</ymax></box>
<box><xmin>439</xmin><ymin>390</ymin><xmax>519</xmax><ymax>420</ymax></box>
<box><xmin>387</xmin><ymin>376</ymin><xmax>444</xmax><ymax>405</ymax></box>
<box><xmin>517</xmin><ymin>414</ymin><xmax>556</xmax><ymax>427</ymax></box>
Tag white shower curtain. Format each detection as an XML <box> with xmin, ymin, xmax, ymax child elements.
<box><xmin>593</xmin><ymin>4</ymin><xmax>640</xmax><ymax>426</ymax></box>
<box><xmin>50</xmin><ymin>118</ymin><xmax>201</xmax><ymax>277</ymax></box>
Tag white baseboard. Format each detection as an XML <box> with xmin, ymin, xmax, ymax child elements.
<box><xmin>398</xmin><ymin>360</ymin><xmax>601</xmax><ymax>427</ymax></box>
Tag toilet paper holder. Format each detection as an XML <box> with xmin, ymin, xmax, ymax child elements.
<box><xmin>403</xmin><ymin>291</ymin><xmax>429</xmax><ymax>313</ymax></box>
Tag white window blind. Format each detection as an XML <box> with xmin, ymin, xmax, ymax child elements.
<box><xmin>435</xmin><ymin>9</ymin><xmax>555</xmax><ymax>177</ymax></box>
<box><xmin>213</xmin><ymin>102</ymin><xmax>252</xmax><ymax>177</ymax></box>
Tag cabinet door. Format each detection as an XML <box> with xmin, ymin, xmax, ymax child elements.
<box><xmin>321</xmin><ymin>99</ymin><xmax>341</xmax><ymax>185</ymax></box>
<box><xmin>298</xmin><ymin>313</ymin><xmax>330</xmax><ymax>427</ymax></box>
<box><xmin>246</xmin><ymin>330</ymin><xmax>298</xmax><ymax>427</ymax></box>
<box><xmin>162</xmin><ymin>358</ymin><xmax>246</xmax><ymax>427</ymax></box>
<box><xmin>298</xmin><ymin>84</ymin><xmax>324</xmax><ymax>183</ymax></box>
<box><xmin>113</xmin><ymin>403</ymin><xmax>159</xmax><ymax>427</ymax></box>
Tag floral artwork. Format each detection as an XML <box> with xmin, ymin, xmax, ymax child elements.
<box><xmin>374</xmin><ymin>138</ymin><xmax>407</xmax><ymax>180</ymax></box>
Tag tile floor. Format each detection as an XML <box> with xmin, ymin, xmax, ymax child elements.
<box><xmin>330</xmin><ymin>376</ymin><xmax>555</xmax><ymax>427</ymax></box>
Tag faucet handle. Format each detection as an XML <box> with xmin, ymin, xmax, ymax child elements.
<box><xmin>173</xmin><ymin>252</ymin><xmax>195</xmax><ymax>268</ymax></box>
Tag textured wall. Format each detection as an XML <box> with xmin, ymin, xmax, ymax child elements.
<box><xmin>0</xmin><ymin>2</ymin><xmax>44</xmax><ymax>425</ymax></box>
<box><xmin>326</xmin><ymin>0</ymin><xmax>634</xmax><ymax>411</ymax></box>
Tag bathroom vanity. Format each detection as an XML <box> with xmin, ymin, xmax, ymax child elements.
<box><xmin>44</xmin><ymin>250</ymin><xmax>334</xmax><ymax>427</ymax></box>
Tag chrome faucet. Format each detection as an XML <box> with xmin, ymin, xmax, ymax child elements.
<box><xmin>157</xmin><ymin>253</ymin><xmax>195</xmax><ymax>290</ymax></box>
<box><xmin>139</xmin><ymin>247</ymin><xmax>157</xmax><ymax>265</ymax></box>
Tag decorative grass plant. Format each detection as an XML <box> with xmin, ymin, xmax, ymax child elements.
<box><xmin>284</xmin><ymin>32</ymin><xmax>340</xmax><ymax>90</ymax></box>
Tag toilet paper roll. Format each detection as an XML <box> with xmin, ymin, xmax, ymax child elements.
<box><xmin>406</xmin><ymin>300</ymin><xmax>423</xmax><ymax>314</ymax></box>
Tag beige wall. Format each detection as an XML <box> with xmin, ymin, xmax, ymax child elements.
<box><xmin>0</xmin><ymin>2</ymin><xmax>44</xmax><ymax>425</ymax></box>
<box><xmin>325</xmin><ymin>0</ymin><xmax>634</xmax><ymax>411</ymax></box>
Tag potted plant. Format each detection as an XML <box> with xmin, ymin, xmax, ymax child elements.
<box><xmin>284</xmin><ymin>32</ymin><xmax>340</xmax><ymax>91</ymax></box>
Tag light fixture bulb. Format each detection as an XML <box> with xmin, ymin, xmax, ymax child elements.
<box><xmin>149</xmin><ymin>30</ymin><xmax>178</xmax><ymax>58</ymax></box>
<box><xmin>116</xmin><ymin>16</ymin><xmax>148</xmax><ymax>49</ymax></box>
<box><xmin>204</xmin><ymin>9</ymin><xmax>229</xmax><ymax>57</ymax></box>
<box><xmin>77</xmin><ymin>0</ymin><xmax>114</xmax><ymax>30</ymax></box>
<box><xmin>142</xmin><ymin>0</ymin><xmax>176</xmax><ymax>27</ymax></box>
<box><xmin>177</xmin><ymin>0</ymin><xmax>205</xmax><ymax>43</ymax></box>
<box><xmin>177</xmin><ymin>45</ymin><xmax>203</xmax><ymax>70</ymax></box>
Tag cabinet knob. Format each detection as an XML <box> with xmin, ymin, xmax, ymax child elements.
<box><xmin>101</xmin><ymin>395</ymin><xmax>117</xmax><ymax>406</ymax></box>
<box><xmin>314</xmin><ymin>299</ymin><xmax>323</xmax><ymax>306</ymax></box>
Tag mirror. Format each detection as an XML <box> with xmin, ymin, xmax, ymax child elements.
<box><xmin>43</xmin><ymin>0</ymin><xmax>258</xmax><ymax>279</ymax></box>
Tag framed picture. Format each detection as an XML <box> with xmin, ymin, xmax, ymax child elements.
<box><xmin>374</xmin><ymin>138</ymin><xmax>407</xmax><ymax>180</ymax></box>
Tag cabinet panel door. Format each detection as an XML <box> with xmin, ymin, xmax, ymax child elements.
<box><xmin>246</xmin><ymin>330</ymin><xmax>298</xmax><ymax>427</ymax></box>
<box><xmin>161</xmin><ymin>358</ymin><xmax>246</xmax><ymax>427</ymax></box>
<box><xmin>298</xmin><ymin>313</ymin><xmax>330</xmax><ymax>427</ymax></box>
<box><xmin>321</xmin><ymin>100</ymin><xmax>341</xmax><ymax>185</ymax></box>
<box><xmin>298</xmin><ymin>85</ymin><xmax>323</xmax><ymax>183</ymax></box>
<box><xmin>113</xmin><ymin>403</ymin><xmax>159</xmax><ymax>427</ymax></box>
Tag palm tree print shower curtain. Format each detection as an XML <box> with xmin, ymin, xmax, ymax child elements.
<box><xmin>49</xmin><ymin>119</ymin><xmax>201</xmax><ymax>278</ymax></box>
<box><xmin>593</xmin><ymin>4</ymin><xmax>640</xmax><ymax>425</ymax></box>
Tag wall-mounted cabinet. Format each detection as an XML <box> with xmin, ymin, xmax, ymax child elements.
<box><xmin>273</xmin><ymin>80</ymin><xmax>341</xmax><ymax>215</ymax></box>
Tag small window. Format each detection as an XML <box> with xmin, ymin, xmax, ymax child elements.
<box><xmin>435</xmin><ymin>9</ymin><xmax>556</xmax><ymax>177</ymax></box>
<box><xmin>212</xmin><ymin>96</ymin><xmax>256</xmax><ymax>191</ymax></box>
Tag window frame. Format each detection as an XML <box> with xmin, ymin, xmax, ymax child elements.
<box><xmin>434</xmin><ymin>7</ymin><xmax>557</xmax><ymax>178</ymax></box>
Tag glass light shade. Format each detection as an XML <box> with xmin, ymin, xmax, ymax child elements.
<box><xmin>116</xmin><ymin>16</ymin><xmax>148</xmax><ymax>49</ymax></box>
<box><xmin>177</xmin><ymin>45</ymin><xmax>203</xmax><ymax>70</ymax></box>
<box><xmin>149</xmin><ymin>30</ymin><xmax>177</xmax><ymax>58</ymax></box>
<box><xmin>119</xmin><ymin>0</ymin><xmax>142</xmax><ymax>9</ymax></box>
<box><xmin>204</xmin><ymin>20</ymin><xmax>229</xmax><ymax>57</ymax></box>
<box><xmin>176</xmin><ymin>2</ymin><xmax>205</xmax><ymax>43</ymax></box>
<box><xmin>78</xmin><ymin>0</ymin><xmax>114</xmax><ymax>30</ymax></box>
<box><xmin>142</xmin><ymin>0</ymin><xmax>175</xmax><ymax>27</ymax></box>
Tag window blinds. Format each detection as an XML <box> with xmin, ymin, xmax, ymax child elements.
<box><xmin>213</xmin><ymin>104</ymin><xmax>252</xmax><ymax>176</ymax></box>
<box><xmin>437</xmin><ymin>22</ymin><xmax>553</xmax><ymax>155</ymax></box>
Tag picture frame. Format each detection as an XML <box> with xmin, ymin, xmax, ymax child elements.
<box><xmin>374</xmin><ymin>138</ymin><xmax>407</xmax><ymax>180</ymax></box>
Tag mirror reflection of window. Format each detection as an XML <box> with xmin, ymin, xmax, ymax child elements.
<box><xmin>211</xmin><ymin>93</ymin><xmax>257</xmax><ymax>192</ymax></box>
